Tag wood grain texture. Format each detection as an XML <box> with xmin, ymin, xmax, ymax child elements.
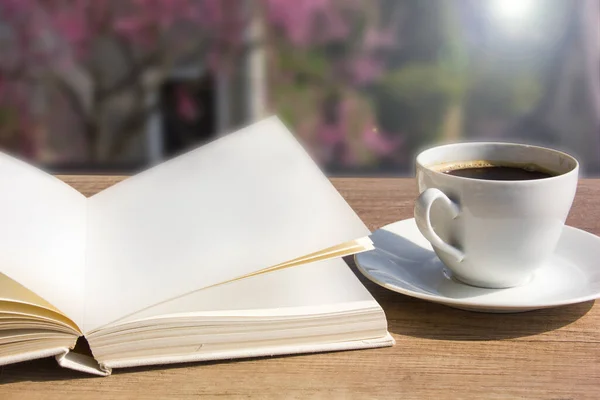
<box><xmin>2</xmin><ymin>177</ymin><xmax>600</xmax><ymax>399</ymax></box>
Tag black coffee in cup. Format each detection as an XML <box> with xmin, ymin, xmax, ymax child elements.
<box><xmin>436</xmin><ymin>161</ymin><xmax>557</xmax><ymax>181</ymax></box>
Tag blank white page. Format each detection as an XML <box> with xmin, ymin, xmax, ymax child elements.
<box><xmin>0</xmin><ymin>154</ymin><xmax>86</xmax><ymax>327</ymax></box>
<box><xmin>112</xmin><ymin>258</ymin><xmax>379</xmax><ymax>325</ymax></box>
<box><xmin>84</xmin><ymin>117</ymin><xmax>370</xmax><ymax>332</ymax></box>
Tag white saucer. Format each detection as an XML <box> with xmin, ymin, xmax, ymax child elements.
<box><xmin>355</xmin><ymin>218</ymin><xmax>600</xmax><ymax>313</ymax></box>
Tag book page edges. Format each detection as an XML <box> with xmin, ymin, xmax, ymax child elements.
<box><xmin>201</xmin><ymin>237</ymin><xmax>373</xmax><ymax>291</ymax></box>
<box><xmin>276</xmin><ymin>237</ymin><xmax>373</xmax><ymax>268</ymax></box>
<box><xmin>100</xmin><ymin>333</ymin><xmax>394</xmax><ymax>371</ymax></box>
<box><xmin>0</xmin><ymin>346</ymin><xmax>71</xmax><ymax>367</ymax></box>
<box><xmin>0</xmin><ymin>301</ymin><xmax>81</xmax><ymax>335</ymax></box>
<box><xmin>56</xmin><ymin>333</ymin><xmax>394</xmax><ymax>376</ymax></box>
<box><xmin>0</xmin><ymin>273</ymin><xmax>81</xmax><ymax>333</ymax></box>
<box><xmin>92</xmin><ymin>300</ymin><xmax>382</xmax><ymax>329</ymax></box>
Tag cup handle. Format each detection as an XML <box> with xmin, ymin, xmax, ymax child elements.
<box><xmin>414</xmin><ymin>188</ymin><xmax>465</xmax><ymax>262</ymax></box>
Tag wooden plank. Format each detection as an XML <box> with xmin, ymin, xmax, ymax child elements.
<box><xmin>2</xmin><ymin>177</ymin><xmax>599</xmax><ymax>399</ymax></box>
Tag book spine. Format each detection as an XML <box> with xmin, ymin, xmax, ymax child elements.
<box><xmin>55</xmin><ymin>349</ymin><xmax>112</xmax><ymax>376</ymax></box>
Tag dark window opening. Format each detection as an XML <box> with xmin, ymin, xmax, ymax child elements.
<box><xmin>159</xmin><ymin>73</ymin><xmax>217</xmax><ymax>158</ymax></box>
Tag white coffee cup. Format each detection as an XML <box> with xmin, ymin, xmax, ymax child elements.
<box><xmin>414</xmin><ymin>142</ymin><xmax>579</xmax><ymax>288</ymax></box>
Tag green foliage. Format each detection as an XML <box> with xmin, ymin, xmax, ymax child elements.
<box><xmin>464</xmin><ymin>63</ymin><xmax>543</xmax><ymax>126</ymax></box>
<box><xmin>0</xmin><ymin>106</ymin><xmax>18</xmax><ymax>128</ymax></box>
<box><xmin>270</xmin><ymin>47</ymin><xmax>332</xmax><ymax>129</ymax></box>
<box><xmin>437</xmin><ymin>0</ymin><xmax>469</xmax><ymax>99</ymax></box>
<box><xmin>277</xmin><ymin>50</ymin><xmax>332</xmax><ymax>87</ymax></box>
<box><xmin>372</xmin><ymin>64</ymin><xmax>459</xmax><ymax>152</ymax></box>
<box><xmin>272</xmin><ymin>82</ymin><xmax>321</xmax><ymax>128</ymax></box>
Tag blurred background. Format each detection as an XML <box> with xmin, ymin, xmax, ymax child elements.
<box><xmin>0</xmin><ymin>0</ymin><xmax>598</xmax><ymax>175</ymax></box>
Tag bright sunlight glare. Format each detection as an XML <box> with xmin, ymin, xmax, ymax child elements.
<box><xmin>489</xmin><ymin>0</ymin><xmax>540</xmax><ymax>36</ymax></box>
<box><xmin>489</xmin><ymin>0</ymin><xmax>544</xmax><ymax>39</ymax></box>
<box><xmin>491</xmin><ymin>0</ymin><xmax>538</xmax><ymax>21</ymax></box>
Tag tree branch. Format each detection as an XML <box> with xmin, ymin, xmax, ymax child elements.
<box><xmin>96</xmin><ymin>52</ymin><xmax>160</xmax><ymax>102</ymax></box>
<box><xmin>109</xmin><ymin>101</ymin><xmax>161</xmax><ymax>158</ymax></box>
<box><xmin>51</xmin><ymin>73</ymin><xmax>89</xmax><ymax>122</ymax></box>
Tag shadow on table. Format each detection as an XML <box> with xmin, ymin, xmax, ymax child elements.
<box><xmin>0</xmin><ymin>358</ymin><xmax>93</xmax><ymax>384</ymax></box>
<box><xmin>0</xmin><ymin>355</ymin><xmax>251</xmax><ymax>383</ymax></box>
<box><xmin>385</xmin><ymin>297</ymin><xmax>594</xmax><ymax>340</ymax></box>
<box><xmin>0</xmin><ymin>338</ymin><xmax>100</xmax><ymax>383</ymax></box>
<box><xmin>0</xmin><ymin>348</ymin><xmax>340</xmax><ymax>383</ymax></box>
<box><xmin>344</xmin><ymin>257</ymin><xmax>595</xmax><ymax>341</ymax></box>
<box><xmin>343</xmin><ymin>228</ymin><xmax>597</xmax><ymax>341</ymax></box>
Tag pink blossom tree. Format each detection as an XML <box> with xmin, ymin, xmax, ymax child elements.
<box><xmin>0</xmin><ymin>0</ymin><xmax>401</xmax><ymax>164</ymax></box>
<box><xmin>0</xmin><ymin>0</ymin><xmax>248</xmax><ymax>161</ymax></box>
<box><xmin>266</xmin><ymin>0</ymin><xmax>404</xmax><ymax>167</ymax></box>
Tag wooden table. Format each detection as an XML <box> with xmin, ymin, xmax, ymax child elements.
<box><xmin>2</xmin><ymin>177</ymin><xmax>600</xmax><ymax>399</ymax></box>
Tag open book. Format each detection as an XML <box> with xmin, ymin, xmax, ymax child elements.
<box><xmin>0</xmin><ymin>116</ymin><xmax>393</xmax><ymax>376</ymax></box>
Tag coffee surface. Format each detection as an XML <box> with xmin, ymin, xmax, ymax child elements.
<box><xmin>443</xmin><ymin>165</ymin><xmax>555</xmax><ymax>180</ymax></box>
